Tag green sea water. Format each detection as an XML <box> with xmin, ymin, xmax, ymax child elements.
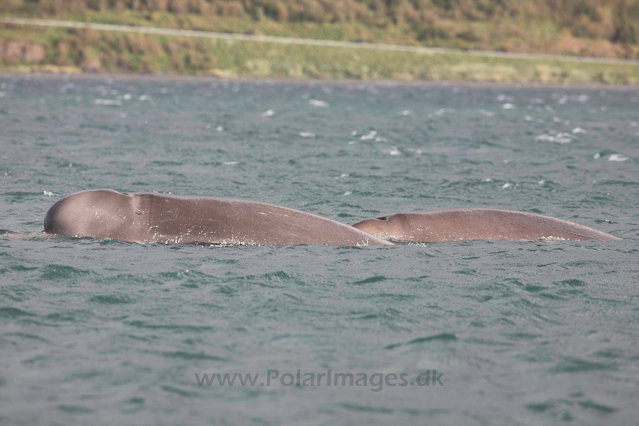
<box><xmin>1</xmin><ymin>75</ymin><xmax>638</xmax><ymax>425</ymax></box>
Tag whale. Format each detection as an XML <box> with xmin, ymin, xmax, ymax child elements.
<box><xmin>44</xmin><ymin>190</ymin><xmax>392</xmax><ymax>246</ymax></box>
<box><xmin>352</xmin><ymin>209</ymin><xmax>619</xmax><ymax>242</ymax></box>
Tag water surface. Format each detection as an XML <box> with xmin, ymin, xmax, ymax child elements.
<box><xmin>1</xmin><ymin>75</ymin><xmax>638</xmax><ymax>425</ymax></box>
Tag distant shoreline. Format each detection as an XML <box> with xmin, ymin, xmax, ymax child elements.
<box><xmin>2</xmin><ymin>71</ymin><xmax>638</xmax><ymax>90</ymax></box>
<box><xmin>2</xmin><ymin>17</ymin><xmax>639</xmax><ymax>85</ymax></box>
<box><xmin>3</xmin><ymin>18</ymin><xmax>639</xmax><ymax>66</ymax></box>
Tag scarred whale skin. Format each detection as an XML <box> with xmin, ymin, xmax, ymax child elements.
<box><xmin>44</xmin><ymin>189</ymin><xmax>392</xmax><ymax>246</ymax></box>
<box><xmin>352</xmin><ymin>209</ymin><xmax>619</xmax><ymax>242</ymax></box>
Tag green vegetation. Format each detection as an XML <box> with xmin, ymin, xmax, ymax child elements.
<box><xmin>4</xmin><ymin>0</ymin><xmax>639</xmax><ymax>57</ymax></box>
<box><xmin>1</xmin><ymin>1</ymin><xmax>639</xmax><ymax>83</ymax></box>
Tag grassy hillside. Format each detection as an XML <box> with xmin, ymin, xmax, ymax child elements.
<box><xmin>3</xmin><ymin>0</ymin><xmax>639</xmax><ymax>57</ymax></box>
<box><xmin>1</xmin><ymin>0</ymin><xmax>639</xmax><ymax>83</ymax></box>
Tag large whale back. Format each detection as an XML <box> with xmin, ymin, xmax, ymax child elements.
<box><xmin>352</xmin><ymin>209</ymin><xmax>619</xmax><ymax>242</ymax></box>
<box><xmin>44</xmin><ymin>190</ymin><xmax>393</xmax><ymax>246</ymax></box>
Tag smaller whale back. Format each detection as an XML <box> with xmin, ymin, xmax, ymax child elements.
<box><xmin>352</xmin><ymin>209</ymin><xmax>619</xmax><ymax>242</ymax></box>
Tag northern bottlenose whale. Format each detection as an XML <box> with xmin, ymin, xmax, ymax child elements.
<box><xmin>352</xmin><ymin>209</ymin><xmax>619</xmax><ymax>242</ymax></box>
<box><xmin>44</xmin><ymin>190</ymin><xmax>392</xmax><ymax>246</ymax></box>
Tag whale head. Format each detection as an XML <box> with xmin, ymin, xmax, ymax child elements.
<box><xmin>44</xmin><ymin>189</ymin><xmax>134</xmax><ymax>240</ymax></box>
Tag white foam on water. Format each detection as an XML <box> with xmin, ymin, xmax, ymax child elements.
<box><xmin>405</xmin><ymin>148</ymin><xmax>423</xmax><ymax>156</ymax></box>
<box><xmin>501</xmin><ymin>183</ymin><xmax>512</xmax><ymax>189</ymax></box>
<box><xmin>608</xmin><ymin>154</ymin><xmax>628</xmax><ymax>162</ymax></box>
<box><xmin>360</xmin><ymin>130</ymin><xmax>377</xmax><ymax>141</ymax></box>
<box><xmin>435</xmin><ymin>108</ymin><xmax>453</xmax><ymax>116</ymax></box>
<box><xmin>223</xmin><ymin>161</ymin><xmax>239</xmax><ymax>166</ymax></box>
<box><xmin>535</xmin><ymin>133</ymin><xmax>573</xmax><ymax>144</ymax></box>
<box><xmin>309</xmin><ymin>99</ymin><xmax>328</xmax><ymax>107</ymax></box>
<box><xmin>299</xmin><ymin>132</ymin><xmax>315</xmax><ymax>138</ymax></box>
<box><xmin>261</xmin><ymin>109</ymin><xmax>275</xmax><ymax>117</ymax></box>
<box><xmin>94</xmin><ymin>99</ymin><xmax>122</xmax><ymax>106</ymax></box>
<box><xmin>139</xmin><ymin>95</ymin><xmax>149</xmax><ymax>101</ymax></box>
<box><xmin>502</xmin><ymin>103</ymin><xmax>515</xmax><ymax>110</ymax></box>
<box><xmin>43</xmin><ymin>191</ymin><xmax>54</xmax><ymax>196</ymax></box>
<box><xmin>382</xmin><ymin>147</ymin><xmax>401</xmax><ymax>156</ymax></box>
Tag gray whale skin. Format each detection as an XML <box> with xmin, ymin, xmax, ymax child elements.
<box><xmin>44</xmin><ymin>189</ymin><xmax>392</xmax><ymax>246</ymax></box>
<box><xmin>352</xmin><ymin>209</ymin><xmax>619</xmax><ymax>242</ymax></box>
<box><xmin>44</xmin><ymin>191</ymin><xmax>619</xmax><ymax>245</ymax></box>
